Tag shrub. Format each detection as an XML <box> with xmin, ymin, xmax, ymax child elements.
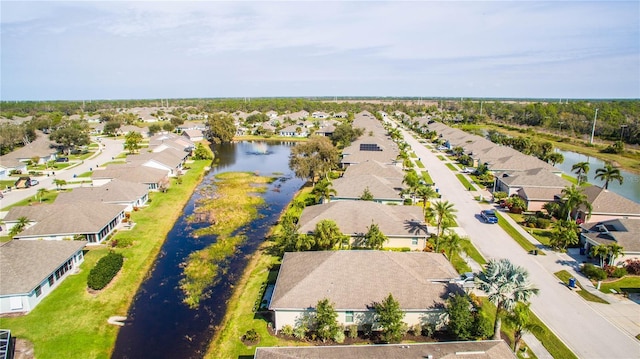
<box><xmin>293</xmin><ymin>324</ymin><xmax>307</xmax><ymax>339</ymax></box>
<box><xmin>581</xmin><ymin>263</ymin><xmax>607</xmax><ymax>281</ymax></box>
<box><xmin>333</xmin><ymin>330</ymin><xmax>345</xmax><ymax>343</ymax></box>
<box><xmin>410</xmin><ymin>323</ymin><xmax>422</xmax><ymax>336</ymax></box>
<box><xmin>115</xmin><ymin>237</ymin><xmax>133</xmax><ymax>248</ymax></box>
<box><xmin>243</xmin><ymin>329</ymin><xmax>260</xmax><ymax>342</ymax></box>
<box><xmin>347</xmin><ymin>324</ymin><xmax>358</xmax><ymax>339</ymax></box>
<box><xmin>624</xmin><ymin>259</ymin><xmax>640</xmax><ymax>275</ymax></box>
<box><xmin>421</xmin><ymin>323</ymin><xmax>436</xmax><ymax>337</ymax></box>
<box><xmin>87</xmin><ymin>252</ymin><xmax>124</xmax><ymax>290</ymax></box>
<box><xmin>604</xmin><ymin>265</ymin><xmax>627</xmax><ymax>278</ymax></box>
<box><xmin>536</xmin><ymin>218</ymin><xmax>551</xmax><ymax>229</ymax></box>
<box><xmin>280</xmin><ymin>325</ymin><xmax>294</xmax><ymax>336</ymax></box>
<box><xmin>524</xmin><ymin>215</ymin><xmax>538</xmax><ymax>228</ymax></box>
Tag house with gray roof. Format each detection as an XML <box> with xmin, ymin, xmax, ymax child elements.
<box><xmin>148</xmin><ymin>133</ymin><xmax>194</xmax><ymax>152</ymax></box>
<box><xmin>54</xmin><ymin>179</ymin><xmax>149</xmax><ymax>212</ymax></box>
<box><xmin>4</xmin><ymin>203</ymin><xmax>125</xmax><ymax>244</ymax></box>
<box><xmin>125</xmin><ymin>147</ymin><xmax>188</xmax><ymax>177</ymax></box>
<box><xmin>331</xmin><ymin>175</ymin><xmax>404</xmax><ymax>204</ymax></box>
<box><xmin>269</xmin><ymin>251</ymin><xmax>462</xmax><ymax>332</ymax></box>
<box><xmin>181</xmin><ymin>129</ymin><xmax>204</xmax><ymax>142</ymax></box>
<box><xmin>576</xmin><ymin>185</ymin><xmax>640</xmax><ymax>223</ymax></box>
<box><xmin>580</xmin><ymin>218</ymin><xmax>640</xmax><ymax>265</ymax></box>
<box><xmin>298</xmin><ymin>201</ymin><xmax>429</xmax><ymax>249</ymax></box>
<box><xmin>0</xmin><ymin>132</ymin><xmax>59</xmax><ymax>166</ymax></box>
<box><xmin>0</xmin><ymin>240</ymin><xmax>87</xmax><ymax>314</ymax></box>
<box><xmin>255</xmin><ymin>340</ymin><xmax>516</xmax><ymax>359</ymax></box>
<box><xmin>494</xmin><ymin>167</ymin><xmax>571</xmax><ymax>211</ymax></box>
<box><xmin>279</xmin><ymin>125</ymin><xmax>308</xmax><ymax>138</ymax></box>
<box><xmin>92</xmin><ymin>164</ymin><xmax>169</xmax><ymax>191</ymax></box>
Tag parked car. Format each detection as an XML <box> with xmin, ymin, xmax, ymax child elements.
<box><xmin>480</xmin><ymin>209</ymin><xmax>498</xmax><ymax>224</ymax></box>
<box><xmin>30</xmin><ymin>179</ymin><xmax>39</xmax><ymax>186</ymax></box>
<box><xmin>56</xmin><ymin>157</ymin><xmax>69</xmax><ymax>162</ymax></box>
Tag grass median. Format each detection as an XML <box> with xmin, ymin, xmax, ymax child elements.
<box><xmin>0</xmin><ymin>159</ymin><xmax>210</xmax><ymax>359</ymax></box>
<box><xmin>494</xmin><ymin>211</ymin><xmax>542</xmax><ymax>255</ymax></box>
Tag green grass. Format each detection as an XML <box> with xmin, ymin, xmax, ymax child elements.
<box><xmin>599</xmin><ymin>276</ymin><xmax>640</xmax><ymax>294</ymax></box>
<box><xmin>1</xmin><ymin>180</ymin><xmax>16</xmax><ymax>190</ymax></box>
<box><xmin>1</xmin><ymin>190</ymin><xmax>62</xmax><ymax>211</ymax></box>
<box><xmin>554</xmin><ymin>271</ymin><xmax>609</xmax><ymax>304</ymax></box>
<box><xmin>410</xmin><ymin>152</ymin><xmax>418</xmax><ymax>158</ymax></box>
<box><xmin>421</xmin><ymin>171</ymin><xmax>434</xmax><ymax>185</ymax></box>
<box><xmin>437</xmin><ymin>155</ymin><xmax>446</xmax><ymax>161</ymax></box>
<box><xmin>446</xmin><ymin>163</ymin><xmax>458</xmax><ymax>171</ymax></box>
<box><xmin>530</xmin><ymin>229</ymin><xmax>553</xmax><ymax>247</ymax></box>
<box><xmin>494</xmin><ymin>211</ymin><xmax>542</xmax><ymax>254</ymax></box>
<box><xmin>455</xmin><ymin>174</ymin><xmax>474</xmax><ymax>190</ymax></box>
<box><xmin>415</xmin><ymin>160</ymin><xmax>425</xmax><ymax>168</ymax></box>
<box><xmin>0</xmin><ymin>159</ymin><xmax>211</xmax><ymax>359</ymax></box>
<box><xmin>460</xmin><ymin>238</ymin><xmax>487</xmax><ymax>265</ymax></box>
<box><xmin>451</xmin><ymin>252</ymin><xmax>472</xmax><ymax>273</ymax></box>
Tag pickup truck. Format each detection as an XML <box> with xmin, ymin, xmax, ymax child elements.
<box><xmin>480</xmin><ymin>209</ymin><xmax>498</xmax><ymax>224</ymax></box>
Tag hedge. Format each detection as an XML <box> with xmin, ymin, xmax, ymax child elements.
<box><xmin>87</xmin><ymin>252</ymin><xmax>124</xmax><ymax>290</ymax></box>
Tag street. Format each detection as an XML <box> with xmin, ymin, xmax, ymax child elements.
<box><xmin>399</xmin><ymin>125</ymin><xmax>640</xmax><ymax>359</ymax></box>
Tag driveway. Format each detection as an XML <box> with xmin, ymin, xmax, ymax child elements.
<box><xmin>398</xmin><ymin>125</ymin><xmax>640</xmax><ymax>359</ymax></box>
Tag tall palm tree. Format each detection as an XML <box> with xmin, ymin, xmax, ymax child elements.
<box><xmin>476</xmin><ymin>258</ymin><xmax>539</xmax><ymax>340</ymax></box>
<box><xmin>607</xmin><ymin>243</ymin><xmax>624</xmax><ymax>266</ymax></box>
<box><xmin>590</xmin><ymin>244</ymin><xmax>609</xmax><ymax>267</ymax></box>
<box><xmin>9</xmin><ymin>216</ymin><xmax>31</xmax><ymax>237</ymax></box>
<box><xmin>416</xmin><ymin>185</ymin><xmax>437</xmax><ymax>215</ymax></box>
<box><xmin>442</xmin><ymin>232</ymin><xmax>463</xmax><ymax>261</ymax></box>
<box><xmin>594</xmin><ymin>163</ymin><xmax>624</xmax><ymax>189</ymax></box>
<box><xmin>560</xmin><ymin>185</ymin><xmax>592</xmax><ymax>221</ymax></box>
<box><xmin>312</xmin><ymin>178</ymin><xmax>336</xmax><ymax>204</ymax></box>
<box><xmin>427</xmin><ymin>200</ymin><xmax>457</xmax><ymax>252</ymax></box>
<box><xmin>53</xmin><ymin>178</ymin><xmax>67</xmax><ymax>190</ymax></box>
<box><xmin>313</xmin><ymin>219</ymin><xmax>343</xmax><ymax>250</ymax></box>
<box><xmin>571</xmin><ymin>161</ymin><xmax>590</xmax><ymax>186</ymax></box>
<box><xmin>504</xmin><ymin>303</ymin><xmax>543</xmax><ymax>353</ymax></box>
<box><xmin>37</xmin><ymin>188</ymin><xmax>49</xmax><ymax>203</ymax></box>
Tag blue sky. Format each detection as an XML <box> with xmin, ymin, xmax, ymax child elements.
<box><xmin>1</xmin><ymin>1</ymin><xmax>638</xmax><ymax>100</ymax></box>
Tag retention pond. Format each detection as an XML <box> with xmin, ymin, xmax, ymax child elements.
<box><xmin>112</xmin><ymin>141</ymin><xmax>303</xmax><ymax>358</ymax></box>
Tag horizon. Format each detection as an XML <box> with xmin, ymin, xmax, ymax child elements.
<box><xmin>2</xmin><ymin>1</ymin><xmax>639</xmax><ymax>101</ymax></box>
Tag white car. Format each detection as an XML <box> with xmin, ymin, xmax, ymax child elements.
<box><xmin>29</xmin><ymin>179</ymin><xmax>39</xmax><ymax>186</ymax></box>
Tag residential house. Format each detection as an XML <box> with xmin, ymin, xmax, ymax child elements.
<box><xmin>580</xmin><ymin>218</ymin><xmax>640</xmax><ymax>265</ymax></box>
<box><xmin>255</xmin><ymin>340</ymin><xmax>516</xmax><ymax>359</ymax></box>
<box><xmin>92</xmin><ymin>164</ymin><xmax>169</xmax><ymax>191</ymax></box>
<box><xmin>0</xmin><ymin>132</ymin><xmax>58</xmax><ymax>166</ymax></box>
<box><xmin>54</xmin><ymin>179</ymin><xmax>149</xmax><ymax>212</ymax></box>
<box><xmin>181</xmin><ymin>129</ymin><xmax>204</xmax><ymax>142</ymax></box>
<box><xmin>278</xmin><ymin>125</ymin><xmax>308</xmax><ymax>138</ymax></box>
<box><xmin>269</xmin><ymin>251</ymin><xmax>462</xmax><ymax>331</ymax></box>
<box><xmin>314</xmin><ymin>124</ymin><xmax>336</xmax><ymax>137</ymax></box>
<box><xmin>576</xmin><ymin>185</ymin><xmax>640</xmax><ymax>223</ymax></box>
<box><xmin>493</xmin><ymin>168</ymin><xmax>571</xmax><ymax>211</ymax></box>
<box><xmin>266</xmin><ymin>110</ymin><xmax>279</xmax><ymax>119</ymax></box>
<box><xmin>0</xmin><ymin>240</ymin><xmax>87</xmax><ymax>314</ymax></box>
<box><xmin>119</xmin><ymin>125</ymin><xmax>148</xmax><ymax>138</ymax></box>
<box><xmin>0</xmin><ymin>158</ymin><xmax>27</xmax><ymax>180</ymax></box>
<box><xmin>333</xmin><ymin>111</ymin><xmax>348</xmax><ymax>118</ymax></box>
<box><xmin>125</xmin><ymin>147</ymin><xmax>189</xmax><ymax>177</ymax></box>
<box><xmin>4</xmin><ymin>203</ymin><xmax>125</xmax><ymax>244</ymax></box>
<box><xmin>297</xmin><ymin>201</ymin><xmax>429</xmax><ymax>249</ymax></box>
<box><xmin>148</xmin><ymin>133</ymin><xmax>195</xmax><ymax>153</ymax></box>
<box><xmin>312</xmin><ymin>111</ymin><xmax>329</xmax><ymax>119</ymax></box>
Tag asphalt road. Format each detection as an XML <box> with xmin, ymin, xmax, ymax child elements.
<box><xmin>1</xmin><ymin>137</ymin><xmax>124</xmax><ymax>209</ymax></box>
<box><xmin>399</xmin><ymin>125</ymin><xmax>640</xmax><ymax>359</ymax></box>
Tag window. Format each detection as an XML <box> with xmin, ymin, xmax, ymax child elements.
<box><xmin>48</xmin><ymin>275</ymin><xmax>55</xmax><ymax>286</ymax></box>
<box><xmin>345</xmin><ymin>311</ymin><xmax>354</xmax><ymax>323</ymax></box>
<box><xmin>35</xmin><ymin>286</ymin><xmax>42</xmax><ymax>297</ymax></box>
<box><xmin>412</xmin><ymin>238</ymin><xmax>419</xmax><ymax>245</ymax></box>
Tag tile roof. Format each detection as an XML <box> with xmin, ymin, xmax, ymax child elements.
<box><xmin>298</xmin><ymin>201</ymin><xmax>428</xmax><ymax>237</ymax></box>
<box><xmin>0</xmin><ymin>240</ymin><xmax>87</xmax><ymax>295</ymax></box>
<box><xmin>255</xmin><ymin>340</ymin><xmax>516</xmax><ymax>359</ymax></box>
<box><xmin>270</xmin><ymin>251</ymin><xmax>461</xmax><ymax>311</ymax></box>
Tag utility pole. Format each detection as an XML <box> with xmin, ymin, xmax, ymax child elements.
<box><xmin>590</xmin><ymin>108</ymin><xmax>598</xmax><ymax>144</ymax></box>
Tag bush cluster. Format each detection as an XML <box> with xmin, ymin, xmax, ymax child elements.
<box><xmin>581</xmin><ymin>263</ymin><xmax>607</xmax><ymax>281</ymax></box>
<box><xmin>87</xmin><ymin>252</ymin><xmax>124</xmax><ymax>290</ymax></box>
<box><xmin>624</xmin><ymin>259</ymin><xmax>640</xmax><ymax>275</ymax></box>
<box><xmin>524</xmin><ymin>215</ymin><xmax>551</xmax><ymax>229</ymax></box>
<box><xmin>604</xmin><ymin>265</ymin><xmax>628</xmax><ymax>278</ymax></box>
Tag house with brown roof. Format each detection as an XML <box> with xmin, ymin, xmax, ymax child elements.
<box><xmin>4</xmin><ymin>202</ymin><xmax>125</xmax><ymax>244</ymax></box>
<box><xmin>54</xmin><ymin>179</ymin><xmax>149</xmax><ymax>212</ymax></box>
<box><xmin>269</xmin><ymin>251</ymin><xmax>462</xmax><ymax>332</ymax></box>
<box><xmin>181</xmin><ymin>129</ymin><xmax>204</xmax><ymax>142</ymax></box>
<box><xmin>297</xmin><ymin>201</ymin><xmax>429</xmax><ymax>250</ymax></box>
<box><xmin>576</xmin><ymin>185</ymin><xmax>640</xmax><ymax>222</ymax></box>
<box><xmin>0</xmin><ymin>240</ymin><xmax>87</xmax><ymax>315</ymax></box>
<box><xmin>254</xmin><ymin>340</ymin><xmax>516</xmax><ymax>359</ymax></box>
<box><xmin>580</xmin><ymin>218</ymin><xmax>640</xmax><ymax>265</ymax></box>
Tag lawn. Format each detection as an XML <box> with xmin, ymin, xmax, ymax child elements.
<box><xmin>494</xmin><ymin>211</ymin><xmax>542</xmax><ymax>254</ymax></box>
<box><xmin>445</xmin><ymin>163</ymin><xmax>458</xmax><ymax>171</ymax></box>
<box><xmin>1</xmin><ymin>190</ymin><xmax>62</xmax><ymax>211</ymax></box>
<box><xmin>437</xmin><ymin>155</ymin><xmax>446</xmax><ymax>161</ymax></box>
<box><xmin>460</xmin><ymin>238</ymin><xmax>487</xmax><ymax>266</ymax></box>
<box><xmin>0</xmin><ymin>159</ymin><xmax>211</xmax><ymax>359</ymax></box>
<box><xmin>599</xmin><ymin>276</ymin><xmax>640</xmax><ymax>294</ymax></box>
<box><xmin>415</xmin><ymin>160</ymin><xmax>425</xmax><ymax>169</ymax></box>
<box><xmin>455</xmin><ymin>174</ymin><xmax>474</xmax><ymax>191</ymax></box>
<box><xmin>554</xmin><ymin>270</ymin><xmax>609</xmax><ymax>304</ymax></box>
<box><xmin>421</xmin><ymin>171</ymin><xmax>434</xmax><ymax>185</ymax></box>
<box><xmin>410</xmin><ymin>152</ymin><xmax>418</xmax><ymax>158</ymax></box>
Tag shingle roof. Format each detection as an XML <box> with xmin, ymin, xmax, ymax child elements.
<box><xmin>5</xmin><ymin>203</ymin><xmax>125</xmax><ymax>238</ymax></box>
<box><xmin>500</xmin><ymin>168</ymin><xmax>570</xmax><ymax>188</ymax></box>
<box><xmin>1</xmin><ymin>132</ymin><xmax>57</xmax><ymax>160</ymax></box>
<box><xmin>0</xmin><ymin>240</ymin><xmax>87</xmax><ymax>295</ymax></box>
<box><xmin>343</xmin><ymin>160</ymin><xmax>404</xmax><ymax>179</ymax></box>
<box><xmin>582</xmin><ymin>218</ymin><xmax>640</xmax><ymax>252</ymax></box>
<box><xmin>582</xmin><ymin>185</ymin><xmax>640</xmax><ymax>216</ymax></box>
<box><xmin>518</xmin><ymin>187</ymin><xmax>563</xmax><ymax>201</ymax></box>
<box><xmin>92</xmin><ymin>164</ymin><xmax>168</xmax><ymax>184</ymax></box>
<box><xmin>332</xmin><ymin>174</ymin><xmax>403</xmax><ymax>200</ymax></box>
<box><xmin>126</xmin><ymin>147</ymin><xmax>186</xmax><ymax>169</ymax></box>
<box><xmin>255</xmin><ymin>340</ymin><xmax>516</xmax><ymax>359</ymax></box>
<box><xmin>298</xmin><ymin>201</ymin><xmax>427</xmax><ymax>237</ymax></box>
<box><xmin>54</xmin><ymin>179</ymin><xmax>148</xmax><ymax>204</ymax></box>
<box><xmin>270</xmin><ymin>251</ymin><xmax>461</xmax><ymax>310</ymax></box>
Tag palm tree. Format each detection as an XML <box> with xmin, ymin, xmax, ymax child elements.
<box><xmin>427</xmin><ymin>200</ymin><xmax>457</xmax><ymax>252</ymax></box>
<box><xmin>594</xmin><ymin>163</ymin><xmax>624</xmax><ymax>189</ymax></box>
<box><xmin>590</xmin><ymin>244</ymin><xmax>609</xmax><ymax>267</ymax></box>
<box><xmin>504</xmin><ymin>303</ymin><xmax>543</xmax><ymax>353</ymax></box>
<box><xmin>416</xmin><ymin>185</ymin><xmax>437</xmax><ymax>215</ymax></box>
<box><xmin>571</xmin><ymin>161</ymin><xmax>590</xmax><ymax>186</ymax></box>
<box><xmin>313</xmin><ymin>219</ymin><xmax>343</xmax><ymax>250</ymax></box>
<box><xmin>442</xmin><ymin>232</ymin><xmax>463</xmax><ymax>261</ymax></box>
<box><xmin>9</xmin><ymin>216</ymin><xmax>31</xmax><ymax>237</ymax></box>
<box><xmin>312</xmin><ymin>178</ymin><xmax>336</xmax><ymax>204</ymax></box>
<box><xmin>607</xmin><ymin>243</ymin><xmax>624</xmax><ymax>266</ymax></box>
<box><xmin>560</xmin><ymin>185</ymin><xmax>592</xmax><ymax>221</ymax></box>
<box><xmin>53</xmin><ymin>178</ymin><xmax>67</xmax><ymax>190</ymax></box>
<box><xmin>37</xmin><ymin>188</ymin><xmax>49</xmax><ymax>203</ymax></box>
<box><xmin>476</xmin><ymin>258</ymin><xmax>539</xmax><ymax>340</ymax></box>
<box><xmin>549</xmin><ymin>220</ymin><xmax>579</xmax><ymax>251</ymax></box>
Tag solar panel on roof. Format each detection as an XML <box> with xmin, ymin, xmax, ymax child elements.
<box><xmin>360</xmin><ymin>143</ymin><xmax>382</xmax><ymax>151</ymax></box>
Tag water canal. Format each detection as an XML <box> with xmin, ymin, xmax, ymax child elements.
<box><xmin>553</xmin><ymin>149</ymin><xmax>640</xmax><ymax>203</ymax></box>
<box><xmin>112</xmin><ymin>141</ymin><xmax>303</xmax><ymax>358</ymax></box>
